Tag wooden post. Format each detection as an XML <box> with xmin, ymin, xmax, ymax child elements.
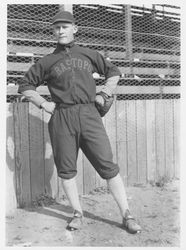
<box><xmin>124</xmin><ymin>5</ymin><xmax>133</xmax><ymax>76</ymax></box>
<box><xmin>59</xmin><ymin>4</ymin><xmax>73</xmax><ymax>13</ymax></box>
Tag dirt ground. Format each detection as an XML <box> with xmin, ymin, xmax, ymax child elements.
<box><xmin>6</xmin><ymin>180</ymin><xmax>180</xmax><ymax>247</ymax></box>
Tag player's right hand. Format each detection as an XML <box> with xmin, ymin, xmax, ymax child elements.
<box><xmin>40</xmin><ymin>101</ymin><xmax>56</xmax><ymax>115</ymax></box>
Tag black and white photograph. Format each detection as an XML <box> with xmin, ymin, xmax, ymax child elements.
<box><xmin>4</xmin><ymin>1</ymin><xmax>182</xmax><ymax>247</ymax></box>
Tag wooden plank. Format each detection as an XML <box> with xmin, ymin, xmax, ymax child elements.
<box><xmin>116</xmin><ymin>85</ymin><xmax>162</xmax><ymax>95</ymax></box>
<box><xmin>105</xmin><ymin>98</ymin><xmax>117</xmax><ymax>163</ymax></box>
<box><xmin>164</xmin><ymin>99</ymin><xmax>174</xmax><ymax>179</ymax></box>
<box><xmin>11</xmin><ymin>103</ymin><xmax>21</xmax><ymax>206</ymax></box>
<box><xmin>136</xmin><ymin>100</ymin><xmax>147</xmax><ymax>184</ymax></box>
<box><xmin>95</xmin><ymin>171</ymin><xmax>106</xmax><ymax>190</ymax></box>
<box><xmin>119</xmin><ymin>67</ymin><xmax>180</xmax><ymax>76</ymax></box>
<box><xmin>95</xmin><ymin>117</ymin><xmax>107</xmax><ymax>189</ymax></box>
<box><xmin>155</xmin><ymin>99</ymin><xmax>166</xmax><ymax>180</ymax></box>
<box><xmin>43</xmin><ymin>111</ymin><xmax>58</xmax><ymax>199</ymax></box>
<box><xmin>115</xmin><ymin>86</ymin><xmax>180</xmax><ymax>95</ymax></box>
<box><xmin>133</xmin><ymin>52</ymin><xmax>180</xmax><ymax>62</ymax></box>
<box><xmin>7</xmin><ymin>44</ymin><xmax>54</xmax><ymax>55</ymax></box>
<box><xmin>114</xmin><ymin>86</ymin><xmax>180</xmax><ymax>95</ymax></box>
<box><xmin>6</xmin><ymin>103</ymin><xmax>17</xmax><ymax>213</ymax></box>
<box><xmin>13</xmin><ymin>103</ymin><xmax>23</xmax><ymax>207</ymax></box>
<box><xmin>7</xmin><ymin>62</ymin><xmax>180</xmax><ymax>76</ymax></box>
<box><xmin>7</xmin><ymin>62</ymin><xmax>32</xmax><ymax>72</ymax></box>
<box><xmin>116</xmin><ymin>100</ymin><xmax>128</xmax><ymax>184</ymax></box>
<box><xmin>173</xmin><ymin>99</ymin><xmax>180</xmax><ymax>179</ymax></box>
<box><xmin>7</xmin><ymin>85</ymin><xmax>181</xmax><ymax>96</ymax></box>
<box><xmin>56</xmin><ymin>178</ymin><xmax>66</xmax><ymax>202</ymax></box>
<box><xmin>7</xmin><ymin>85</ymin><xmax>51</xmax><ymax>95</ymax></box>
<box><xmin>83</xmin><ymin>154</ymin><xmax>96</xmax><ymax>194</ymax></box>
<box><xmin>13</xmin><ymin>102</ymin><xmax>31</xmax><ymax>207</ymax></box>
<box><xmin>146</xmin><ymin>100</ymin><xmax>156</xmax><ymax>182</ymax></box>
<box><xmin>163</xmin><ymin>86</ymin><xmax>180</xmax><ymax>94</ymax></box>
<box><xmin>8</xmin><ymin>45</ymin><xmax>179</xmax><ymax>62</ymax></box>
<box><xmin>107</xmin><ymin>51</ymin><xmax>127</xmax><ymax>59</ymax></box>
<box><xmin>29</xmin><ymin>103</ymin><xmax>45</xmax><ymax>200</ymax></box>
<box><xmin>126</xmin><ymin>100</ymin><xmax>137</xmax><ymax>185</ymax></box>
<box><xmin>18</xmin><ymin>103</ymin><xmax>31</xmax><ymax>206</ymax></box>
<box><xmin>76</xmin><ymin>149</ymin><xmax>84</xmax><ymax>195</ymax></box>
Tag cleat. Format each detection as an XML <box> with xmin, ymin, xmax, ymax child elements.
<box><xmin>67</xmin><ymin>210</ymin><xmax>83</xmax><ymax>231</ymax></box>
<box><xmin>122</xmin><ymin>210</ymin><xmax>142</xmax><ymax>234</ymax></box>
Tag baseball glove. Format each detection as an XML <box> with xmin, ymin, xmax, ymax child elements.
<box><xmin>95</xmin><ymin>91</ymin><xmax>114</xmax><ymax>117</ymax></box>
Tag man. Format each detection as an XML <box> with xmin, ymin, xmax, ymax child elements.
<box><xmin>18</xmin><ymin>10</ymin><xmax>141</xmax><ymax>234</ymax></box>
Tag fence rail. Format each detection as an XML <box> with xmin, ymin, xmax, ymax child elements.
<box><xmin>7</xmin><ymin>85</ymin><xmax>180</xmax><ymax>96</ymax></box>
<box><xmin>6</xmin><ymin>97</ymin><xmax>180</xmax><ymax>209</ymax></box>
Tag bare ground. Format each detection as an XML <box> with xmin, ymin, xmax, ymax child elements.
<box><xmin>6</xmin><ymin>180</ymin><xmax>180</xmax><ymax>247</ymax></box>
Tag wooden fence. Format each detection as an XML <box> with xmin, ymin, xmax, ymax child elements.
<box><xmin>6</xmin><ymin>95</ymin><xmax>180</xmax><ymax>211</ymax></box>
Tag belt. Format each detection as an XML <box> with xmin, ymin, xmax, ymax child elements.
<box><xmin>55</xmin><ymin>102</ymin><xmax>95</xmax><ymax>109</ymax></box>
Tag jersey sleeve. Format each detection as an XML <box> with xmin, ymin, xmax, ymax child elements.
<box><xmin>91</xmin><ymin>51</ymin><xmax>121</xmax><ymax>79</ymax></box>
<box><xmin>17</xmin><ymin>58</ymin><xmax>47</xmax><ymax>94</ymax></box>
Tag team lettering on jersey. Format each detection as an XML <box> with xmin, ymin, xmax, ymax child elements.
<box><xmin>54</xmin><ymin>58</ymin><xmax>93</xmax><ymax>77</ymax></box>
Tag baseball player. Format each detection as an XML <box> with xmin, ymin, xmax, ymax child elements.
<box><xmin>18</xmin><ymin>11</ymin><xmax>141</xmax><ymax>234</ymax></box>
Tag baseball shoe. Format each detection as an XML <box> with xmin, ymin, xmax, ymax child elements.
<box><xmin>67</xmin><ymin>210</ymin><xmax>83</xmax><ymax>231</ymax></box>
<box><xmin>122</xmin><ymin>209</ymin><xmax>142</xmax><ymax>234</ymax></box>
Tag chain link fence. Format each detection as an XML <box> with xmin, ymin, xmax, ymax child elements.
<box><xmin>7</xmin><ymin>4</ymin><xmax>180</xmax><ymax>102</ymax></box>
<box><xmin>6</xmin><ymin>4</ymin><xmax>180</xmax><ymax>197</ymax></box>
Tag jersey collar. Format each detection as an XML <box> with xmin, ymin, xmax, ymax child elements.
<box><xmin>55</xmin><ymin>40</ymin><xmax>75</xmax><ymax>52</ymax></box>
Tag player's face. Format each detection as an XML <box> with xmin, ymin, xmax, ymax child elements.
<box><xmin>53</xmin><ymin>22</ymin><xmax>78</xmax><ymax>45</ymax></box>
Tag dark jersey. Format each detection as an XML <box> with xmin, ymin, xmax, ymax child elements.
<box><xmin>18</xmin><ymin>41</ymin><xmax>121</xmax><ymax>104</ymax></box>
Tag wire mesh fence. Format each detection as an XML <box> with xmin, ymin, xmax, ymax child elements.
<box><xmin>6</xmin><ymin>4</ymin><xmax>180</xmax><ymax>197</ymax></box>
<box><xmin>7</xmin><ymin>4</ymin><xmax>180</xmax><ymax>102</ymax></box>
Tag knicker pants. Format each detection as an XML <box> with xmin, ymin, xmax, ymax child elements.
<box><xmin>48</xmin><ymin>103</ymin><xmax>119</xmax><ymax>179</ymax></box>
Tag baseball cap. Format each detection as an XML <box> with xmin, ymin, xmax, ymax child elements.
<box><xmin>51</xmin><ymin>11</ymin><xmax>75</xmax><ymax>25</ymax></box>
